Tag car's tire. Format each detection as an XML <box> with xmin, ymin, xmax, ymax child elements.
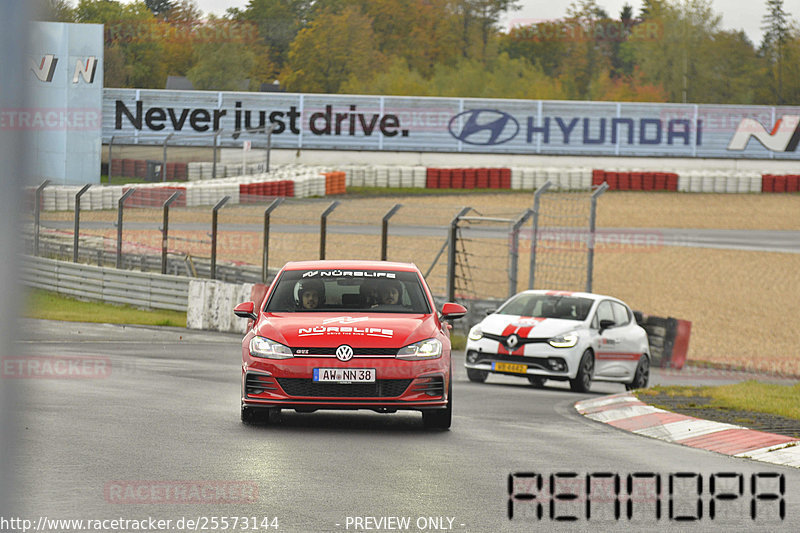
<box><xmin>423</xmin><ymin>369</ymin><xmax>452</xmax><ymax>430</ymax></box>
<box><xmin>569</xmin><ymin>350</ymin><xmax>594</xmax><ymax>393</ymax></box>
<box><xmin>625</xmin><ymin>355</ymin><xmax>650</xmax><ymax>391</ymax></box>
<box><xmin>527</xmin><ymin>376</ymin><xmax>547</xmax><ymax>388</ymax></box>
<box><xmin>466</xmin><ymin>368</ymin><xmax>488</xmax><ymax>383</ymax></box>
<box><xmin>241</xmin><ymin>405</ymin><xmax>278</xmax><ymax>425</ymax></box>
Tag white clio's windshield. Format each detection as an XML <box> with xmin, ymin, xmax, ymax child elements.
<box><xmin>265</xmin><ymin>270</ymin><xmax>431</xmax><ymax>314</ymax></box>
<box><xmin>497</xmin><ymin>293</ymin><xmax>593</xmax><ymax>321</ymax></box>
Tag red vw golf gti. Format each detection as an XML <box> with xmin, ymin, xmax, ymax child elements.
<box><xmin>234</xmin><ymin>261</ymin><xmax>466</xmax><ymax>429</ymax></box>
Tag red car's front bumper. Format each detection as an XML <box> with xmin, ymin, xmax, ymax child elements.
<box><xmin>241</xmin><ymin>357</ymin><xmax>450</xmax><ymax>411</ymax></box>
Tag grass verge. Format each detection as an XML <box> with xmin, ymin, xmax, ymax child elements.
<box><xmin>25</xmin><ymin>289</ymin><xmax>186</xmax><ymax>327</ymax></box>
<box><xmin>636</xmin><ymin>382</ymin><xmax>800</xmax><ymax>421</ymax></box>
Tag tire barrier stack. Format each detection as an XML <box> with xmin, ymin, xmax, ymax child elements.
<box><xmin>36</xmin><ymin>166</ymin><xmax>349</xmax><ymax>211</ymax></box>
<box><xmin>634</xmin><ymin>312</ymin><xmax>692</xmax><ymax>370</ymax></box>
<box><xmin>340</xmin><ymin>165</ymin><xmax>427</xmax><ymax>188</ymax></box>
<box><xmin>35</xmin><ymin>164</ymin><xmax>798</xmax><ymax>212</ymax></box>
<box><xmin>592</xmin><ymin>169</ymin><xmax>679</xmax><ymax>191</ymax></box>
<box><xmin>762</xmin><ymin>173</ymin><xmax>800</xmax><ymax>193</ymax></box>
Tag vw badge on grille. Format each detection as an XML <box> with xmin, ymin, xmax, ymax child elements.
<box><xmin>336</xmin><ymin>345</ymin><xmax>354</xmax><ymax>361</ymax></box>
<box><xmin>506</xmin><ymin>334</ymin><xmax>519</xmax><ymax>349</ymax></box>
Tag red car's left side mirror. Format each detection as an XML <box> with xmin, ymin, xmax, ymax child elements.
<box><xmin>441</xmin><ymin>302</ymin><xmax>467</xmax><ymax>320</ymax></box>
<box><xmin>234</xmin><ymin>301</ymin><xmax>257</xmax><ymax>320</ymax></box>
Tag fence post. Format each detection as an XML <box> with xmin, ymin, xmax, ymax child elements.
<box><xmin>161</xmin><ymin>133</ymin><xmax>174</xmax><ymax>182</ymax></box>
<box><xmin>447</xmin><ymin>207</ymin><xmax>471</xmax><ymax>302</ymax></box>
<box><xmin>212</xmin><ymin>130</ymin><xmax>222</xmax><ymax>179</ymax></box>
<box><xmin>108</xmin><ymin>135</ymin><xmax>115</xmax><ymax>183</ymax></box>
<box><xmin>72</xmin><ymin>184</ymin><xmax>91</xmax><ymax>263</ymax></box>
<box><xmin>210</xmin><ymin>196</ymin><xmax>230</xmax><ymax>279</ymax></box>
<box><xmin>528</xmin><ymin>180</ymin><xmax>552</xmax><ymax>290</ymax></box>
<box><xmin>33</xmin><ymin>180</ymin><xmax>50</xmax><ymax>256</ymax></box>
<box><xmin>116</xmin><ymin>188</ymin><xmax>136</xmax><ymax>269</ymax></box>
<box><xmin>262</xmin><ymin>197</ymin><xmax>284</xmax><ymax>283</ymax></box>
<box><xmin>586</xmin><ymin>182</ymin><xmax>608</xmax><ymax>293</ymax></box>
<box><xmin>319</xmin><ymin>201</ymin><xmax>340</xmax><ymax>260</ymax></box>
<box><xmin>161</xmin><ymin>191</ymin><xmax>183</xmax><ymax>274</ymax></box>
<box><xmin>381</xmin><ymin>204</ymin><xmax>402</xmax><ymax>261</ymax></box>
<box><xmin>265</xmin><ymin>124</ymin><xmax>276</xmax><ymax>172</ymax></box>
<box><xmin>509</xmin><ymin>208</ymin><xmax>534</xmax><ymax>298</ymax></box>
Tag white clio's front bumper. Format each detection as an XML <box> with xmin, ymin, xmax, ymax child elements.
<box><xmin>464</xmin><ymin>338</ymin><xmax>585</xmax><ymax>380</ymax></box>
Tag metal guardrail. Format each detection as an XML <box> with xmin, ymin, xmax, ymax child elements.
<box><xmin>21</xmin><ymin>255</ymin><xmax>190</xmax><ymax>312</ymax></box>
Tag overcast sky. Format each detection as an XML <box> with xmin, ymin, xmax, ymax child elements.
<box><xmin>178</xmin><ymin>0</ymin><xmax>798</xmax><ymax>46</ymax></box>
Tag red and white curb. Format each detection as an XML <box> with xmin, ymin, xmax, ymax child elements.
<box><xmin>575</xmin><ymin>392</ymin><xmax>800</xmax><ymax>468</ymax></box>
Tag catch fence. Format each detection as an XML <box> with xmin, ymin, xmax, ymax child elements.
<box><xmin>26</xmin><ymin>180</ymin><xmax>604</xmax><ymax>303</ymax></box>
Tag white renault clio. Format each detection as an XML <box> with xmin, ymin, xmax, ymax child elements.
<box><xmin>465</xmin><ymin>290</ymin><xmax>650</xmax><ymax>392</ymax></box>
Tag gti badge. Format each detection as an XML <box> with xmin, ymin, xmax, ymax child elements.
<box><xmin>336</xmin><ymin>345</ymin><xmax>354</xmax><ymax>361</ymax></box>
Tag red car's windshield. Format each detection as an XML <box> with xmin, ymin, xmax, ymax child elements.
<box><xmin>265</xmin><ymin>269</ymin><xmax>431</xmax><ymax>314</ymax></box>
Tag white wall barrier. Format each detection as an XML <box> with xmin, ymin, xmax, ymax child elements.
<box><xmin>187</xmin><ymin>279</ymin><xmax>253</xmax><ymax>334</ymax></box>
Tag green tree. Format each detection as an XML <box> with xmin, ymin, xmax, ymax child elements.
<box><xmin>238</xmin><ymin>0</ymin><xmax>312</xmax><ymax>69</ymax></box>
<box><xmin>282</xmin><ymin>6</ymin><xmax>383</xmax><ymax>93</ymax></box>
<box><xmin>144</xmin><ymin>0</ymin><xmax>174</xmax><ymax>17</ymax></box>
<box><xmin>187</xmin><ymin>41</ymin><xmax>255</xmax><ymax>91</ymax></box>
<box><xmin>625</xmin><ymin>0</ymin><xmax>722</xmax><ymax>102</ymax></box>
<box><xmin>451</xmin><ymin>0</ymin><xmax>521</xmax><ymax>60</ymax></box>
<box><xmin>427</xmin><ymin>53</ymin><xmax>563</xmax><ymax>99</ymax></box>
<box><xmin>761</xmin><ymin>0</ymin><xmax>792</xmax><ymax>103</ymax></box>
<box><xmin>36</xmin><ymin>0</ymin><xmax>76</xmax><ymax>21</ymax></box>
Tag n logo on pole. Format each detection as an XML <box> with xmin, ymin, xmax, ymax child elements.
<box><xmin>72</xmin><ymin>57</ymin><xmax>98</xmax><ymax>84</ymax></box>
<box><xmin>30</xmin><ymin>54</ymin><xmax>58</xmax><ymax>82</ymax></box>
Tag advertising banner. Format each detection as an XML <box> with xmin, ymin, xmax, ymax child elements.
<box><xmin>104</xmin><ymin>89</ymin><xmax>800</xmax><ymax>160</ymax></box>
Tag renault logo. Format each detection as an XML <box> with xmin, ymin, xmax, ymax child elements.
<box><xmin>448</xmin><ymin>109</ymin><xmax>519</xmax><ymax>146</ymax></box>
<box><xmin>506</xmin><ymin>334</ymin><xmax>520</xmax><ymax>349</ymax></box>
<box><xmin>336</xmin><ymin>345</ymin><xmax>354</xmax><ymax>361</ymax></box>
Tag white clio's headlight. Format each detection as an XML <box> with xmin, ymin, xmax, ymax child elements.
<box><xmin>548</xmin><ymin>333</ymin><xmax>578</xmax><ymax>348</ymax></box>
<box><xmin>468</xmin><ymin>326</ymin><xmax>483</xmax><ymax>341</ymax></box>
<box><xmin>249</xmin><ymin>337</ymin><xmax>293</xmax><ymax>359</ymax></box>
<box><xmin>397</xmin><ymin>339</ymin><xmax>442</xmax><ymax>360</ymax></box>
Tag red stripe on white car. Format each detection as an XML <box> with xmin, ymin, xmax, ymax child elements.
<box><xmin>595</xmin><ymin>352</ymin><xmax>642</xmax><ymax>361</ymax></box>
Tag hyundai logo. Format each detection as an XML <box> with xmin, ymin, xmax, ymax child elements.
<box><xmin>448</xmin><ymin>109</ymin><xmax>519</xmax><ymax>146</ymax></box>
<box><xmin>336</xmin><ymin>345</ymin><xmax>354</xmax><ymax>361</ymax></box>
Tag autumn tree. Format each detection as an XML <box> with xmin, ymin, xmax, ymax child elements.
<box><xmin>282</xmin><ymin>6</ymin><xmax>383</xmax><ymax>93</ymax></box>
<box><xmin>76</xmin><ymin>0</ymin><xmax>168</xmax><ymax>88</ymax></box>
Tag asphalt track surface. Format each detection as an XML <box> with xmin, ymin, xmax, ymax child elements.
<box><xmin>40</xmin><ymin>220</ymin><xmax>800</xmax><ymax>254</ymax></box>
<box><xmin>8</xmin><ymin>319</ymin><xmax>800</xmax><ymax>532</ymax></box>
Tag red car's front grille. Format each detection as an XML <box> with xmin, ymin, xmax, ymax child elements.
<box><xmin>290</xmin><ymin>347</ymin><xmax>399</xmax><ymax>357</ymax></box>
<box><xmin>275</xmin><ymin>378</ymin><xmax>412</xmax><ymax>398</ymax></box>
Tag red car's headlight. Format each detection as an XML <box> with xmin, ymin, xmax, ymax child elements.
<box><xmin>249</xmin><ymin>337</ymin><xmax>293</xmax><ymax>359</ymax></box>
<box><xmin>396</xmin><ymin>338</ymin><xmax>442</xmax><ymax>360</ymax></box>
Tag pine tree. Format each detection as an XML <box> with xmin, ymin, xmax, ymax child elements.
<box><xmin>761</xmin><ymin>0</ymin><xmax>791</xmax><ymax>104</ymax></box>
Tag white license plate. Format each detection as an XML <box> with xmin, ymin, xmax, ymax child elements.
<box><xmin>313</xmin><ymin>368</ymin><xmax>376</xmax><ymax>383</ymax></box>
